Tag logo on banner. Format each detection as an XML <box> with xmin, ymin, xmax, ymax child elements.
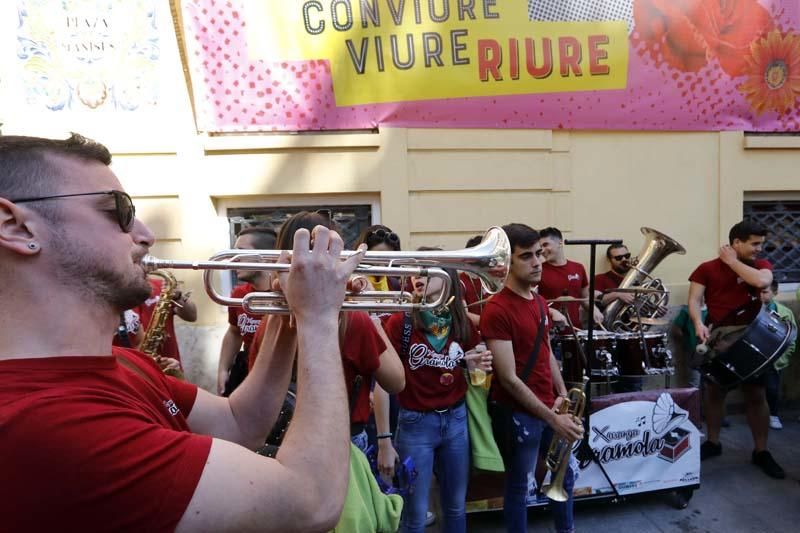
<box><xmin>588</xmin><ymin>393</ymin><xmax>691</xmax><ymax>466</ymax></box>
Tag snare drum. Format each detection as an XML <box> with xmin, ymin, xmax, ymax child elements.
<box><xmin>553</xmin><ymin>330</ymin><xmax>619</xmax><ymax>383</ymax></box>
<box><xmin>615</xmin><ymin>331</ymin><xmax>673</xmax><ymax>376</ymax></box>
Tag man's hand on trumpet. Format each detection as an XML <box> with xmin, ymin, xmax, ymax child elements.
<box><xmin>274</xmin><ymin>226</ymin><xmax>367</xmax><ymax>323</ymax></box>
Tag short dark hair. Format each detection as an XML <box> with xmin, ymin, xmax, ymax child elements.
<box><xmin>0</xmin><ymin>133</ymin><xmax>111</xmax><ymax>200</ymax></box>
<box><xmin>606</xmin><ymin>243</ymin><xmax>628</xmax><ymax>260</ymax></box>
<box><xmin>465</xmin><ymin>235</ymin><xmax>483</xmax><ymax>249</ymax></box>
<box><xmin>770</xmin><ymin>279</ymin><xmax>779</xmax><ymax>293</ymax></box>
<box><xmin>356</xmin><ymin>224</ymin><xmax>401</xmax><ymax>251</ymax></box>
<box><xmin>238</xmin><ymin>224</ymin><xmax>277</xmax><ymax>250</ymax></box>
<box><xmin>502</xmin><ymin>223</ymin><xmax>540</xmax><ymax>253</ymax></box>
<box><xmin>539</xmin><ymin>227</ymin><xmax>563</xmax><ymax>241</ymax></box>
<box><xmin>729</xmin><ymin>220</ymin><xmax>766</xmax><ymax>245</ymax></box>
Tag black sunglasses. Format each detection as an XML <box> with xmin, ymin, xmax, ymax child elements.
<box><xmin>612</xmin><ymin>253</ymin><xmax>631</xmax><ymax>261</ymax></box>
<box><xmin>9</xmin><ymin>190</ymin><xmax>136</xmax><ymax>233</ymax></box>
<box><xmin>370</xmin><ymin>228</ymin><xmax>399</xmax><ymax>244</ymax></box>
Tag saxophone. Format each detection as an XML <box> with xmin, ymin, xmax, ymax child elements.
<box><xmin>140</xmin><ymin>270</ymin><xmax>185</xmax><ymax>380</ymax></box>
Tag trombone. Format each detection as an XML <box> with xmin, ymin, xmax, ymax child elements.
<box><xmin>141</xmin><ymin>227</ymin><xmax>510</xmax><ymax>315</ymax></box>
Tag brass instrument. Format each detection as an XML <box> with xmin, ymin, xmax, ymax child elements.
<box><xmin>141</xmin><ymin>227</ymin><xmax>510</xmax><ymax>314</ymax></box>
<box><xmin>140</xmin><ymin>270</ymin><xmax>185</xmax><ymax>379</ymax></box>
<box><xmin>602</xmin><ymin>227</ymin><xmax>685</xmax><ymax>332</ymax></box>
<box><xmin>543</xmin><ymin>377</ymin><xmax>588</xmax><ymax>502</ymax></box>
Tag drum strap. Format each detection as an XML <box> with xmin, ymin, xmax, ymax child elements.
<box><xmin>520</xmin><ymin>296</ymin><xmax>547</xmax><ymax>382</ymax></box>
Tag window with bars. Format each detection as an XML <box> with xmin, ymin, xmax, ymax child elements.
<box><xmin>228</xmin><ymin>205</ymin><xmax>373</xmax><ymax>250</ymax></box>
<box><xmin>743</xmin><ymin>200</ymin><xmax>800</xmax><ymax>283</ymax></box>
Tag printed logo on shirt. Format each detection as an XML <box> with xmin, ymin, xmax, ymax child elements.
<box><xmin>145</xmin><ymin>294</ymin><xmax>160</xmax><ymax>307</ymax></box>
<box><xmin>408</xmin><ymin>341</ymin><xmax>464</xmax><ymax>371</ymax></box>
<box><xmin>237</xmin><ymin>314</ymin><xmax>262</xmax><ymax>335</ymax></box>
<box><xmin>163</xmin><ymin>399</ymin><xmax>180</xmax><ymax>417</ymax></box>
<box><xmin>567</xmin><ymin>274</ymin><xmax>581</xmax><ymax>282</ymax></box>
<box><xmin>737</xmin><ymin>277</ymin><xmax>744</xmax><ymax>284</ymax></box>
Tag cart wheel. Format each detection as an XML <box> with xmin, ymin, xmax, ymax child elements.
<box><xmin>670</xmin><ymin>488</ymin><xmax>694</xmax><ymax>509</ymax></box>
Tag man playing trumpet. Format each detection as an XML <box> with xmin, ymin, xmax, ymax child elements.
<box><xmin>0</xmin><ymin>134</ymin><xmax>362</xmax><ymax>532</ymax></box>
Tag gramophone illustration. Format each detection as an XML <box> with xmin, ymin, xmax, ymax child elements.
<box><xmin>652</xmin><ymin>393</ymin><xmax>691</xmax><ymax>463</ymax></box>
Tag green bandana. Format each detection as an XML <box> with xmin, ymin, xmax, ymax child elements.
<box><xmin>419</xmin><ymin>309</ymin><xmax>452</xmax><ymax>352</ymax></box>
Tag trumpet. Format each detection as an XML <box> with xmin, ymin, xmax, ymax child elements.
<box><xmin>141</xmin><ymin>227</ymin><xmax>510</xmax><ymax>314</ymax></box>
<box><xmin>542</xmin><ymin>377</ymin><xmax>588</xmax><ymax>502</ymax></box>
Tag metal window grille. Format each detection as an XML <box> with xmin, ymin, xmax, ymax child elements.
<box><xmin>228</xmin><ymin>205</ymin><xmax>373</xmax><ymax>250</ymax></box>
<box><xmin>743</xmin><ymin>201</ymin><xmax>800</xmax><ymax>282</ymax></box>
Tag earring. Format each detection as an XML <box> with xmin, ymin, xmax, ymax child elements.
<box><xmin>27</xmin><ymin>242</ymin><xmax>38</xmax><ymax>250</ymax></box>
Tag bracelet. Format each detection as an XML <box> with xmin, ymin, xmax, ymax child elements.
<box><xmin>377</xmin><ymin>433</ymin><xmax>393</xmax><ymax>440</ymax></box>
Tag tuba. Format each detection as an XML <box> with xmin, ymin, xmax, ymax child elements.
<box><xmin>603</xmin><ymin>227</ymin><xmax>685</xmax><ymax>331</ymax></box>
<box><xmin>140</xmin><ymin>270</ymin><xmax>185</xmax><ymax>379</ymax></box>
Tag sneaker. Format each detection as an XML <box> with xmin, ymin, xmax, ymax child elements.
<box><xmin>425</xmin><ymin>511</ymin><xmax>436</xmax><ymax>527</ymax></box>
<box><xmin>700</xmin><ymin>440</ymin><xmax>722</xmax><ymax>461</ymax></box>
<box><xmin>770</xmin><ymin>416</ymin><xmax>783</xmax><ymax>430</ymax></box>
<box><xmin>752</xmin><ymin>450</ymin><xmax>785</xmax><ymax>479</ymax></box>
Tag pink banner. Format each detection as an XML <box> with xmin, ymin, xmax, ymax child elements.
<box><xmin>182</xmin><ymin>0</ymin><xmax>800</xmax><ymax>132</ymax></box>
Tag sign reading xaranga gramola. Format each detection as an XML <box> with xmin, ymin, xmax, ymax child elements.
<box><xmin>245</xmin><ymin>1</ymin><xmax>628</xmax><ymax>106</ymax></box>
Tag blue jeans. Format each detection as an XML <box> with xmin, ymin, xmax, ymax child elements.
<box><xmin>395</xmin><ymin>403</ymin><xmax>470</xmax><ymax>533</ymax></box>
<box><xmin>351</xmin><ymin>429</ymin><xmax>369</xmax><ymax>453</ymax></box>
<box><xmin>504</xmin><ymin>411</ymin><xmax>574</xmax><ymax>533</ymax></box>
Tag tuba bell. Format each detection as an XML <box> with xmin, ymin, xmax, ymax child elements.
<box><xmin>603</xmin><ymin>227</ymin><xmax>685</xmax><ymax>331</ymax></box>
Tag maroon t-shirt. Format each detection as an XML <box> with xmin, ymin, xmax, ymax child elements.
<box><xmin>0</xmin><ymin>347</ymin><xmax>211</xmax><ymax>532</ymax></box>
<box><xmin>594</xmin><ymin>270</ymin><xmax>625</xmax><ymax>294</ymax></box>
<box><xmin>539</xmin><ymin>260</ymin><xmax>588</xmax><ymax>327</ymax></box>
<box><xmin>460</xmin><ymin>272</ymin><xmax>486</xmax><ymax>317</ymax></box>
<box><xmin>342</xmin><ymin>312</ymin><xmax>386</xmax><ymax>424</ymax></box>
<box><xmin>248</xmin><ymin>311</ymin><xmax>385</xmax><ymax>425</ymax></box>
<box><xmin>135</xmin><ymin>279</ymin><xmax>180</xmax><ymax>361</ymax></box>
<box><xmin>227</xmin><ymin>283</ymin><xmax>263</xmax><ymax>360</ymax></box>
<box><xmin>384</xmin><ymin>313</ymin><xmax>478</xmax><ymax>412</ymax></box>
<box><xmin>480</xmin><ymin>287</ymin><xmax>556</xmax><ymax>411</ymax></box>
<box><xmin>689</xmin><ymin>257</ymin><xmax>772</xmax><ymax>326</ymax></box>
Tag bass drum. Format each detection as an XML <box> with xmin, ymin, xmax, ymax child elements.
<box><xmin>700</xmin><ymin>307</ymin><xmax>797</xmax><ymax>389</ymax></box>
<box><xmin>615</xmin><ymin>331</ymin><xmax>674</xmax><ymax>376</ymax></box>
<box><xmin>256</xmin><ymin>388</ymin><xmax>296</xmax><ymax>458</ymax></box>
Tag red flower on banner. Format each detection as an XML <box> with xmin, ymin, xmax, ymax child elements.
<box><xmin>691</xmin><ymin>0</ymin><xmax>774</xmax><ymax>77</ymax></box>
<box><xmin>634</xmin><ymin>0</ymin><xmax>708</xmax><ymax>72</ymax></box>
<box><xmin>738</xmin><ymin>30</ymin><xmax>800</xmax><ymax>115</ymax></box>
<box><xmin>634</xmin><ymin>0</ymin><xmax>773</xmax><ymax>76</ymax></box>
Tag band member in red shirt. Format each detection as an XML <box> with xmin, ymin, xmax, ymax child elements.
<box><xmin>461</xmin><ymin>234</ymin><xmax>487</xmax><ymax>328</ymax></box>
<box><xmin>539</xmin><ymin>226</ymin><xmax>604</xmax><ymax>328</ymax></box>
<box><xmin>0</xmin><ymin>134</ymin><xmax>361</xmax><ymax>531</ymax></box>
<box><xmin>594</xmin><ymin>243</ymin><xmax>635</xmax><ymax>309</ymax></box>
<box><xmin>383</xmin><ymin>252</ymin><xmax>491</xmax><ymax>533</ymax></box>
<box><xmin>136</xmin><ymin>274</ymin><xmax>197</xmax><ymax>363</ymax></box>
<box><xmin>249</xmin><ymin>212</ymin><xmax>405</xmax><ymax>452</ymax></box>
<box><xmin>481</xmin><ymin>223</ymin><xmax>582</xmax><ymax>532</ymax></box>
<box><xmin>217</xmin><ymin>224</ymin><xmax>276</xmax><ymax>395</ymax></box>
<box><xmin>688</xmin><ymin>220</ymin><xmax>784</xmax><ymax>479</ymax></box>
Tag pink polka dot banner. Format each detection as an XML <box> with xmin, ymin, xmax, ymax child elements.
<box><xmin>181</xmin><ymin>0</ymin><xmax>800</xmax><ymax>132</ymax></box>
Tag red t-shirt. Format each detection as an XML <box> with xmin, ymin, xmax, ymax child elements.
<box><xmin>343</xmin><ymin>312</ymin><xmax>386</xmax><ymax>424</ymax></box>
<box><xmin>480</xmin><ymin>287</ymin><xmax>556</xmax><ymax>411</ymax></box>
<box><xmin>248</xmin><ymin>312</ymin><xmax>385</xmax><ymax>424</ymax></box>
<box><xmin>689</xmin><ymin>257</ymin><xmax>772</xmax><ymax>326</ymax></box>
<box><xmin>0</xmin><ymin>347</ymin><xmax>211</xmax><ymax>532</ymax></box>
<box><xmin>384</xmin><ymin>312</ymin><xmax>479</xmax><ymax>412</ymax></box>
<box><xmin>539</xmin><ymin>260</ymin><xmax>589</xmax><ymax>327</ymax></box>
<box><xmin>460</xmin><ymin>272</ymin><xmax>485</xmax><ymax>316</ymax></box>
<box><xmin>136</xmin><ymin>279</ymin><xmax>180</xmax><ymax>361</ymax></box>
<box><xmin>594</xmin><ymin>270</ymin><xmax>624</xmax><ymax>294</ymax></box>
<box><xmin>227</xmin><ymin>283</ymin><xmax>264</xmax><ymax>369</ymax></box>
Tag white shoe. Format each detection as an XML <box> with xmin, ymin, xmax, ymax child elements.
<box><xmin>769</xmin><ymin>416</ymin><xmax>783</xmax><ymax>430</ymax></box>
